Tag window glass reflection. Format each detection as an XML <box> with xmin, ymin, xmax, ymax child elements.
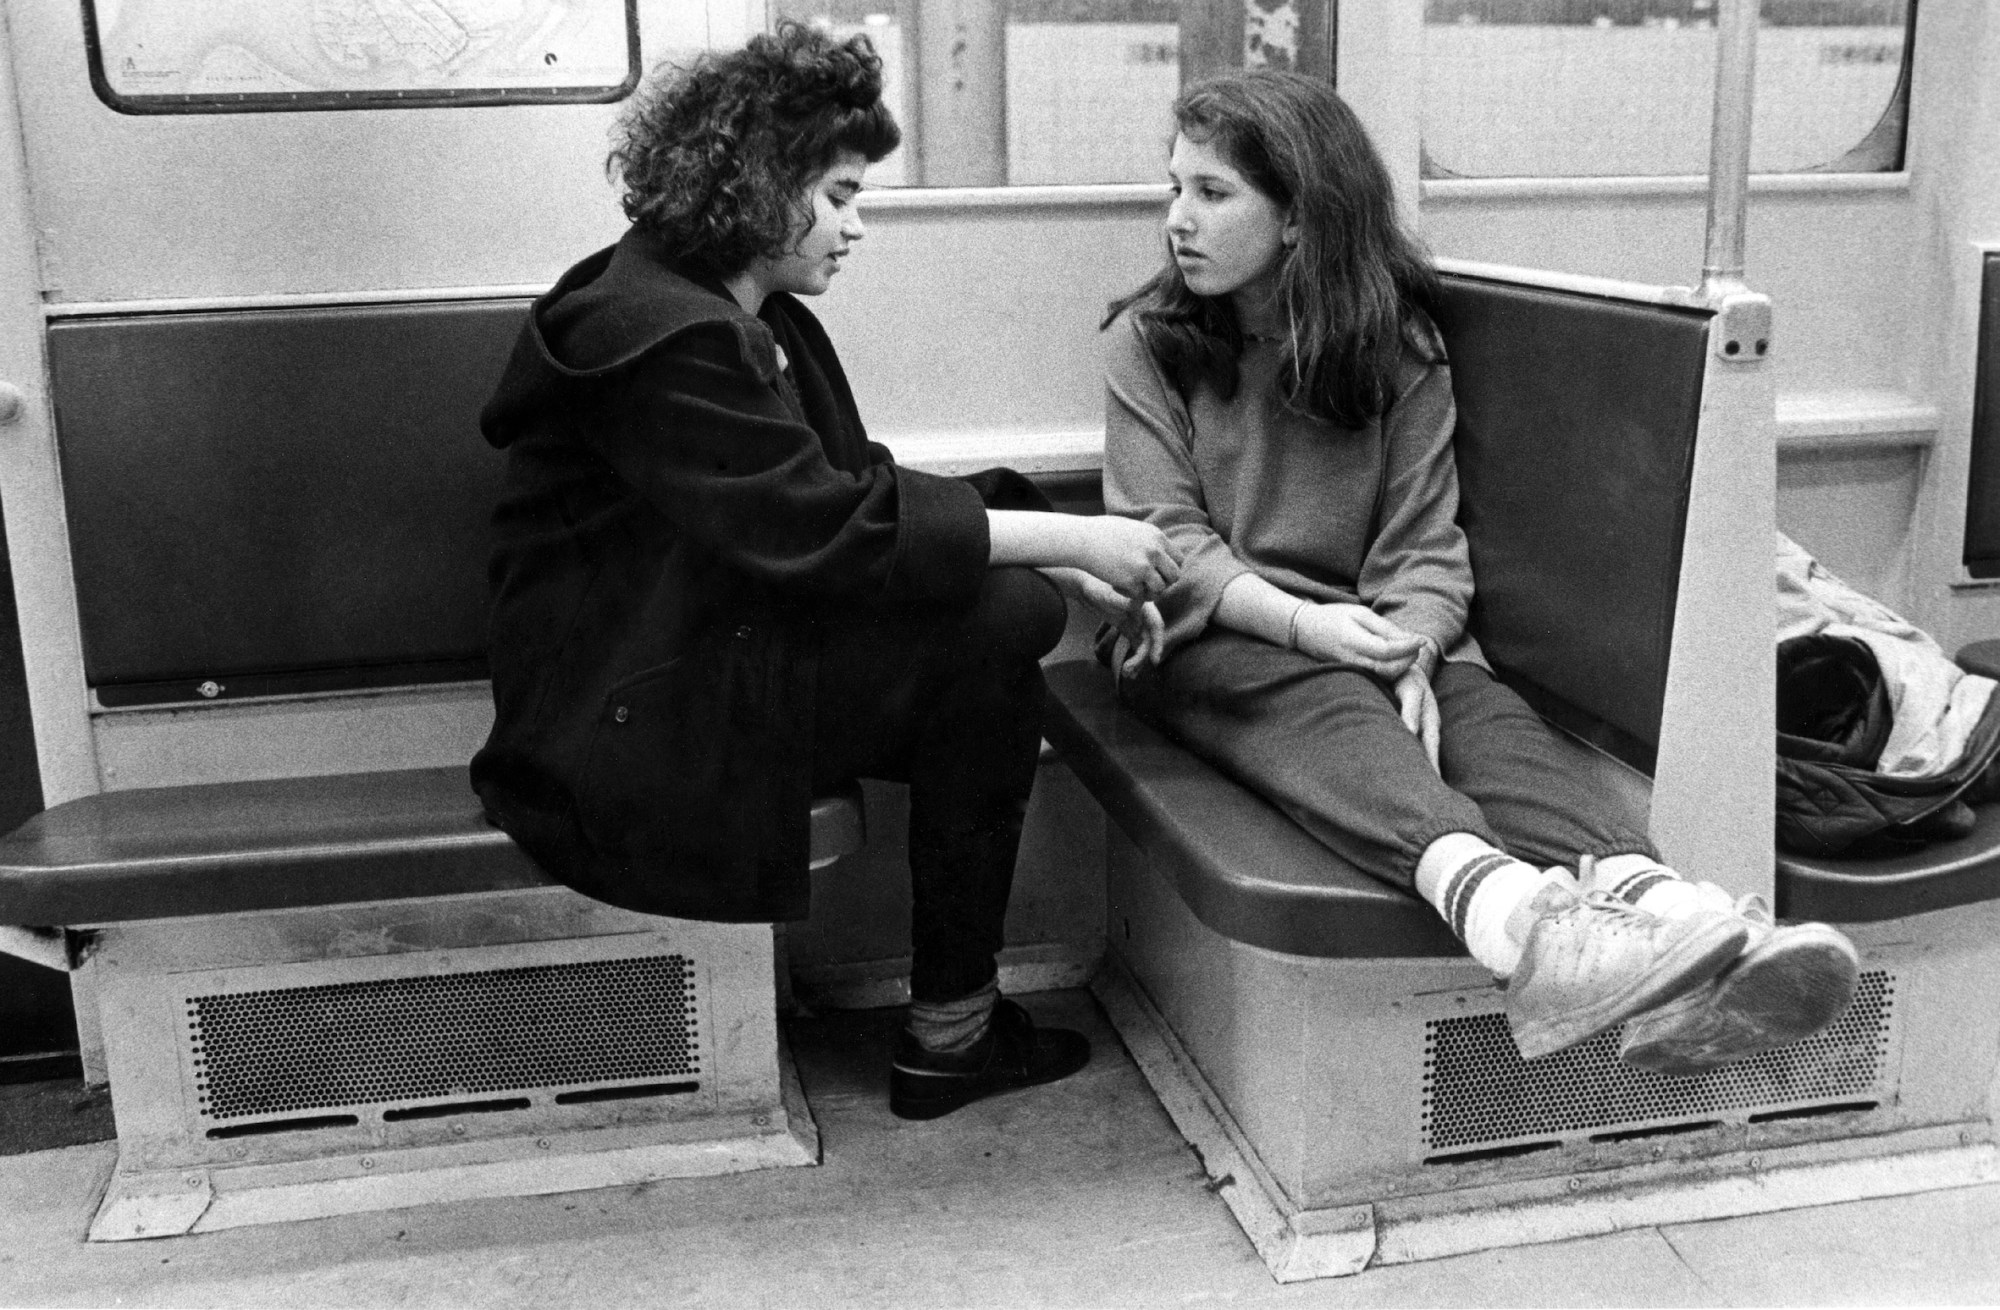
<box><xmin>772</xmin><ymin>0</ymin><xmax>1332</xmax><ymax>187</ymax></box>
<box><xmin>1421</xmin><ymin>0</ymin><xmax>1911</xmax><ymax>178</ymax></box>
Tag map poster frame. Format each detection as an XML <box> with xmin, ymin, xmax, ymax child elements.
<box><xmin>80</xmin><ymin>0</ymin><xmax>642</xmax><ymax>115</ymax></box>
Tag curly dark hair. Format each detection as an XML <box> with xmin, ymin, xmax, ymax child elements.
<box><xmin>608</xmin><ymin>22</ymin><xmax>901</xmax><ymax>276</ymax></box>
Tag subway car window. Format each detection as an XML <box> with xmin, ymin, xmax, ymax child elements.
<box><xmin>769</xmin><ymin>0</ymin><xmax>1332</xmax><ymax>186</ymax></box>
<box><xmin>1420</xmin><ymin>0</ymin><xmax>1912</xmax><ymax>178</ymax></box>
<box><xmin>82</xmin><ymin>0</ymin><xmax>641</xmax><ymax>112</ymax></box>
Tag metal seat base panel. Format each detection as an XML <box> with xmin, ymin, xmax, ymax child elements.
<box><xmin>91</xmin><ymin>1046</ymin><xmax>817</xmax><ymax>1241</ymax></box>
<box><xmin>83</xmin><ymin>887</ymin><xmax>819</xmax><ymax>1240</ymax></box>
<box><xmin>1097</xmin><ymin>826</ymin><xmax>2000</xmax><ymax>1282</ymax></box>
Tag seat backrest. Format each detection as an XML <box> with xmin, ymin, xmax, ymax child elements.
<box><xmin>48</xmin><ymin>300</ymin><xmax>528</xmax><ymax>706</ymax></box>
<box><xmin>1435</xmin><ymin>274</ymin><xmax>1711</xmax><ymax>774</ymax></box>
<box><xmin>50</xmin><ymin>280</ymin><xmax>1714</xmax><ymax>743</ymax></box>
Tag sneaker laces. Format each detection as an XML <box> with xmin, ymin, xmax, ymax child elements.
<box><xmin>1580</xmin><ymin>889</ymin><xmax>1647</xmax><ymax>915</ymax></box>
<box><xmin>1574</xmin><ymin>890</ymin><xmax>1659</xmax><ymax>933</ymax></box>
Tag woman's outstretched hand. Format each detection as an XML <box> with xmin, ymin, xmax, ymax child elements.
<box><xmin>1393</xmin><ymin>664</ymin><xmax>1441</xmax><ymax>772</ymax></box>
<box><xmin>1069</xmin><ymin>515</ymin><xmax>1182</xmax><ymax>601</ymax></box>
<box><xmin>1290</xmin><ymin>602</ymin><xmax>1426</xmax><ymax>679</ymax></box>
<box><xmin>986</xmin><ymin>511</ymin><xmax>1182</xmax><ymax>602</ymax></box>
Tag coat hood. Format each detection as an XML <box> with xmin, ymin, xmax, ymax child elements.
<box><xmin>480</xmin><ymin>226</ymin><xmax>787</xmax><ymax>448</ymax></box>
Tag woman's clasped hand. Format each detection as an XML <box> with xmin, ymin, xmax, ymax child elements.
<box><xmin>1391</xmin><ymin>661</ymin><xmax>1441</xmax><ymax>771</ymax></box>
<box><xmin>1289</xmin><ymin>602</ymin><xmax>1438</xmax><ymax>766</ymax></box>
<box><xmin>1288</xmin><ymin>601</ymin><xmax>1423</xmax><ymax>678</ymax></box>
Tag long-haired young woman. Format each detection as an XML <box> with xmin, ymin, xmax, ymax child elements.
<box><xmin>1102</xmin><ymin>70</ymin><xmax>1857</xmax><ymax>1071</ymax></box>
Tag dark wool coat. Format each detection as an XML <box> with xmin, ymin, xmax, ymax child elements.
<box><xmin>471</xmin><ymin>226</ymin><xmax>1048</xmax><ymax>922</ymax></box>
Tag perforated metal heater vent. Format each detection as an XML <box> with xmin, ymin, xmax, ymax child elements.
<box><xmin>1422</xmin><ymin>969</ymin><xmax>1894</xmax><ymax>1154</ymax></box>
<box><xmin>187</xmin><ymin>954</ymin><xmax>701</xmax><ymax>1121</ymax></box>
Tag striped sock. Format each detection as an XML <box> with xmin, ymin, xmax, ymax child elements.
<box><xmin>1417</xmin><ymin>835</ymin><xmax>1572</xmax><ymax>978</ymax></box>
<box><xmin>1589</xmin><ymin>853</ymin><xmax>1710</xmax><ymax>921</ymax></box>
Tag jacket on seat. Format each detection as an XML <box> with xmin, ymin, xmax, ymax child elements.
<box><xmin>1775</xmin><ymin>533</ymin><xmax>2000</xmax><ymax>856</ymax></box>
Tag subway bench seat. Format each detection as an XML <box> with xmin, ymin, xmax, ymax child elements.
<box><xmin>10</xmin><ymin>297</ymin><xmax>881</xmax><ymax>1239</ymax></box>
<box><xmin>0</xmin><ymin>767</ymin><xmax>865</xmax><ymax>1241</ymax></box>
<box><xmin>1039</xmin><ymin>266</ymin><xmax>2000</xmax><ymax>1282</ymax></box>
<box><xmin>1047</xmin><ymin>657</ymin><xmax>2000</xmax><ymax>1282</ymax></box>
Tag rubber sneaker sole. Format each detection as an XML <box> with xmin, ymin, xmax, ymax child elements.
<box><xmin>1620</xmin><ymin>924</ymin><xmax>1861</xmax><ymax>1077</ymax></box>
<box><xmin>1510</xmin><ymin>914</ymin><xmax>1748</xmax><ymax>1061</ymax></box>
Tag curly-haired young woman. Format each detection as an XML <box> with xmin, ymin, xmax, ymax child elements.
<box><xmin>472</xmin><ymin>24</ymin><xmax>1173</xmax><ymax>1119</ymax></box>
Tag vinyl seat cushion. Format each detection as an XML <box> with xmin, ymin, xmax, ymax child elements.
<box><xmin>1042</xmin><ymin>660</ymin><xmax>1462</xmax><ymax>959</ymax></box>
<box><xmin>1778</xmin><ymin>803</ymin><xmax>2000</xmax><ymax>923</ymax></box>
<box><xmin>0</xmin><ymin>768</ymin><xmax>864</xmax><ymax>926</ymax></box>
<box><xmin>1050</xmin><ymin>659</ymin><xmax>2000</xmax><ymax>949</ymax></box>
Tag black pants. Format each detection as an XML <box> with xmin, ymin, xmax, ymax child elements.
<box><xmin>810</xmin><ymin>567</ymin><xmax>1068</xmax><ymax>1003</ymax></box>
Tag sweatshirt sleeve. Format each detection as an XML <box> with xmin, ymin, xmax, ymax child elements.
<box><xmin>1357</xmin><ymin>362</ymin><xmax>1474</xmax><ymax>658</ymax></box>
<box><xmin>1101</xmin><ymin>315</ymin><xmax>1252</xmax><ymax>649</ymax></box>
<box><xmin>584</xmin><ymin>322</ymin><xmax>991</xmax><ymax>605</ymax></box>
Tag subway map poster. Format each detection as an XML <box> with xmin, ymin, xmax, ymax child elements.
<box><xmin>87</xmin><ymin>0</ymin><xmax>638</xmax><ymax>111</ymax></box>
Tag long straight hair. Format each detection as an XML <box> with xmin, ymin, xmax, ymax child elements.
<box><xmin>1106</xmin><ymin>72</ymin><xmax>1442</xmax><ymax>429</ymax></box>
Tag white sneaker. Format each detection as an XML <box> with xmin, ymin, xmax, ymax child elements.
<box><xmin>1507</xmin><ymin>890</ymin><xmax>1748</xmax><ymax>1061</ymax></box>
<box><xmin>1620</xmin><ymin>892</ymin><xmax>1861</xmax><ymax>1077</ymax></box>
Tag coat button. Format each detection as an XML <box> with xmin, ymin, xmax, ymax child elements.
<box><xmin>613</xmin><ymin>706</ymin><xmax>629</xmax><ymax>723</ymax></box>
<box><xmin>735</xmin><ymin>625</ymin><xmax>753</xmax><ymax>640</ymax></box>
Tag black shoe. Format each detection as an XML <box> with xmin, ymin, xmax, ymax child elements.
<box><xmin>889</xmin><ymin>998</ymin><xmax>1091</xmax><ymax>1121</ymax></box>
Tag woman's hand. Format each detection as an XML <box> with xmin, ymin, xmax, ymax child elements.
<box><xmin>1051</xmin><ymin>567</ymin><xmax>1166</xmax><ymax>675</ymax></box>
<box><xmin>1069</xmin><ymin>515</ymin><xmax>1182</xmax><ymax>601</ymax></box>
<box><xmin>1393</xmin><ymin>664</ymin><xmax>1441</xmax><ymax>772</ymax></box>
<box><xmin>987</xmin><ymin>511</ymin><xmax>1182</xmax><ymax>602</ymax></box>
<box><xmin>1290</xmin><ymin>603</ymin><xmax>1425</xmax><ymax>679</ymax></box>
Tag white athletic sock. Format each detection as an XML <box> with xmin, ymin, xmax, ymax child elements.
<box><xmin>1417</xmin><ymin>834</ymin><xmax>1573</xmax><ymax>979</ymax></box>
<box><xmin>1589</xmin><ymin>853</ymin><xmax>1711</xmax><ymax>920</ymax></box>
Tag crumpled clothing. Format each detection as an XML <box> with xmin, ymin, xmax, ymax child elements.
<box><xmin>1776</xmin><ymin>632</ymin><xmax>2000</xmax><ymax>856</ymax></box>
<box><xmin>1777</xmin><ymin>531</ymin><xmax>1995</xmax><ymax>779</ymax></box>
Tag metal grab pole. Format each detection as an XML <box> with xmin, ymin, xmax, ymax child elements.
<box><xmin>1700</xmin><ymin>0</ymin><xmax>1760</xmax><ymax>301</ymax></box>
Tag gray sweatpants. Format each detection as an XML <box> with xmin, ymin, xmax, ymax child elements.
<box><xmin>1122</xmin><ymin>629</ymin><xmax>1657</xmax><ymax>893</ymax></box>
